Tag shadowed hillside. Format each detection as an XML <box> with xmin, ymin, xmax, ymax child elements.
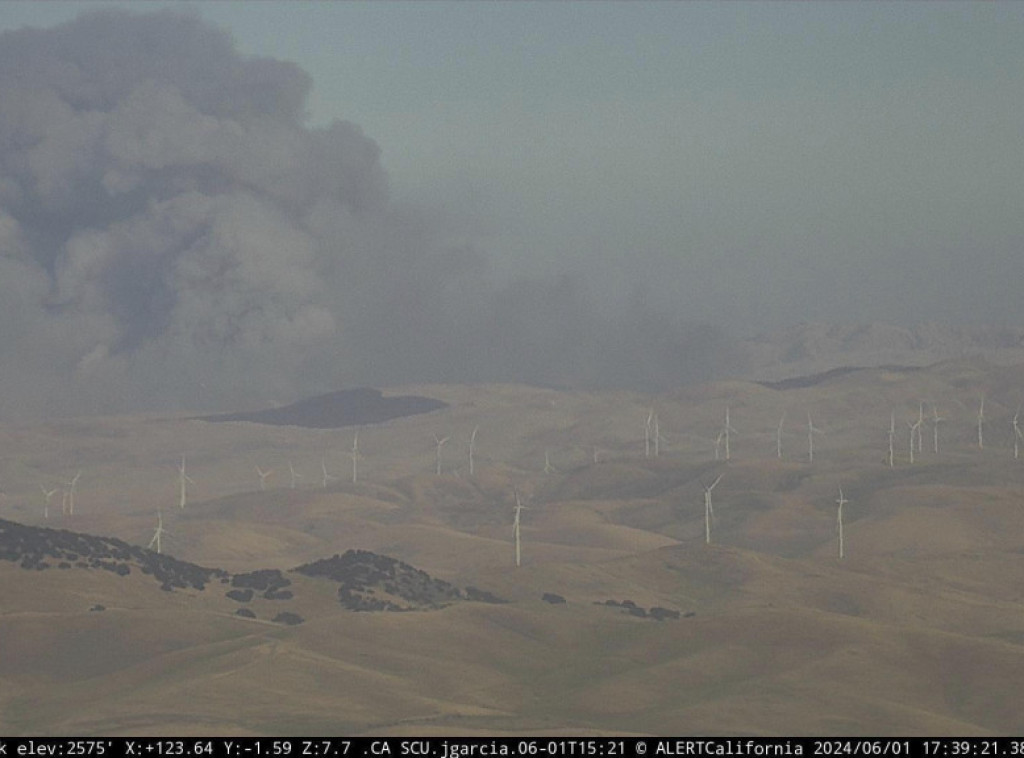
<box><xmin>200</xmin><ymin>388</ymin><xmax>447</xmax><ymax>428</ymax></box>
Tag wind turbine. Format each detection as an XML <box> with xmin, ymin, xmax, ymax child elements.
<box><xmin>321</xmin><ymin>457</ymin><xmax>338</xmax><ymax>489</ymax></box>
<box><xmin>544</xmin><ymin>450</ymin><xmax>557</xmax><ymax>474</ymax></box>
<box><xmin>907</xmin><ymin>417</ymin><xmax>921</xmax><ymax>465</ymax></box>
<box><xmin>288</xmin><ymin>461</ymin><xmax>302</xmax><ymax>489</ymax></box>
<box><xmin>915</xmin><ymin>402</ymin><xmax>926</xmax><ymax>454</ymax></box>
<box><xmin>653</xmin><ymin>413</ymin><xmax>666</xmax><ymax>458</ymax></box>
<box><xmin>714</xmin><ymin>430</ymin><xmax>725</xmax><ymax>461</ymax></box>
<box><xmin>807</xmin><ymin>413</ymin><xmax>824</xmax><ymax>463</ymax></box>
<box><xmin>40</xmin><ymin>485</ymin><xmax>58</xmax><ymax>520</ymax></box>
<box><xmin>63</xmin><ymin>470</ymin><xmax>82</xmax><ymax>516</ymax></box>
<box><xmin>887</xmin><ymin>411</ymin><xmax>896</xmax><ymax>469</ymax></box>
<box><xmin>978</xmin><ymin>395</ymin><xmax>986</xmax><ymax>450</ymax></box>
<box><xmin>178</xmin><ymin>456</ymin><xmax>194</xmax><ymax>509</ymax></box>
<box><xmin>434</xmin><ymin>434</ymin><xmax>450</xmax><ymax>476</ymax></box>
<box><xmin>721</xmin><ymin>407</ymin><xmax>737</xmax><ymax>461</ymax></box>
<box><xmin>513</xmin><ymin>488</ymin><xmax>529</xmax><ymax>568</ymax></box>
<box><xmin>703</xmin><ymin>474</ymin><xmax>723</xmax><ymax>545</ymax></box>
<box><xmin>644</xmin><ymin>409</ymin><xmax>654</xmax><ymax>459</ymax></box>
<box><xmin>255</xmin><ymin>465</ymin><xmax>272</xmax><ymax>491</ymax></box>
<box><xmin>777</xmin><ymin>412</ymin><xmax>786</xmax><ymax>459</ymax></box>
<box><xmin>836</xmin><ymin>489</ymin><xmax>848</xmax><ymax>560</ymax></box>
<box><xmin>468</xmin><ymin>425</ymin><xmax>479</xmax><ymax>476</ymax></box>
<box><xmin>351</xmin><ymin>432</ymin><xmax>362</xmax><ymax>483</ymax></box>
<box><xmin>147</xmin><ymin>511</ymin><xmax>168</xmax><ymax>554</ymax></box>
<box><xmin>932</xmin><ymin>405</ymin><xmax>945</xmax><ymax>455</ymax></box>
<box><xmin>1014</xmin><ymin>405</ymin><xmax>1023</xmax><ymax>460</ymax></box>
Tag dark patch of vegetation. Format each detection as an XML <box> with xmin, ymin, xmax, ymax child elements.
<box><xmin>595</xmin><ymin>598</ymin><xmax>681</xmax><ymax>621</ymax></box>
<box><xmin>0</xmin><ymin>517</ymin><xmax>227</xmax><ymax>593</ymax></box>
<box><xmin>272</xmin><ymin>611</ymin><xmax>304</xmax><ymax>625</ymax></box>
<box><xmin>1</xmin><ymin>517</ymin><xmax>503</xmax><ymax>620</ymax></box>
<box><xmin>89</xmin><ymin>604</ymin><xmax>106</xmax><ymax>612</ymax></box>
<box><xmin>232</xmin><ymin>569</ymin><xmax>291</xmax><ymax>592</ymax></box>
<box><xmin>649</xmin><ymin>606</ymin><xmax>681</xmax><ymax>621</ymax></box>
<box><xmin>294</xmin><ymin>549</ymin><xmax>505</xmax><ymax>611</ymax></box>
<box><xmin>464</xmin><ymin>586</ymin><xmax>508</xmax><ymax>604</ymax></box>
<box><xmin>235</xmin><ymin>608</ymin><xmax>256</xmax><ymax>619</ymax></box>
<box><xmin>542</xmin><ymin>593</ymin><xmax>567</xmax><ymax>604</ymax></box>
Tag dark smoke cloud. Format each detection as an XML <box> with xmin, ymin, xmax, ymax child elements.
<box><xmin>0</xmin><ymin>9</ymin><xmax>725</xmax><ymax>419</ymax></box>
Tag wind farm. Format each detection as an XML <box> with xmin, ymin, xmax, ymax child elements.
<box><xmin>1</xmin><ymin>0</ymin><xmax>1022</xmax><ymax>740</ymax></box>
<box><xmin>3</xmin><ymin>360</ymin><xmax>1024</xmax><ymax>736</ymax></box>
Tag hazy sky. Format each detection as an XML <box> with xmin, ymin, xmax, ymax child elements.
<box><xmin>0</xmin><ymin>2</ymin><xmax>1022</xmax><ymax>417</ymax></box>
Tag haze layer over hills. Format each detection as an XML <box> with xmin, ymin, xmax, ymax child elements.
<box><xmin>2</xmin><ymin>361</ymin><xmax>1024</xmax><ymax>736</ymax></box>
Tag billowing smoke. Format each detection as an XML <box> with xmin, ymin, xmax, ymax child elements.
<box><xmin>0</xmin><ymin>9</ymin><xmax>725</xmax><ymax>419</ymax></box>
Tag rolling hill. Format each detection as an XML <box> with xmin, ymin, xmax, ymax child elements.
<box><xmin>2</xmin><ymin>361</ymin><xmax>1024</xmax><ymax>735</ymax></box>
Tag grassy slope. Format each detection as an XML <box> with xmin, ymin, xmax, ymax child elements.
<box><xmin>2</xmin><ymin>363</ymin><xmax>1024</xmax><ymax>734</ymax></box>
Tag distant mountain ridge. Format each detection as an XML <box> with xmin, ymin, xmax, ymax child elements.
<box><xmin>199</xmin><ymin>387</ymin><xmax>447</xmax><ymax>429</ymax></box>
<box><xmin>736</xmin><ymin>322</ymin><xmax>1024</xmax><ymax>382</ymax></box>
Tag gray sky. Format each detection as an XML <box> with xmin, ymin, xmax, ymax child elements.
<box><xmin>0</xmin><ymin>2</ymin><xmax>1022</xmax><ymax>417</ymax></box>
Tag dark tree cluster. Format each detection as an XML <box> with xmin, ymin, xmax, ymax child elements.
<box><xmin>595</xmin><ymin>598</ymin><xmax>683</xmax><ymax>621</ymax></box>
<box><xmin>0</xmin><ymin>517</ymin><xmax>226</xmax><ymax>592</ymax></box>
<box><xmin>231</xmin><ymin>569</ymin><xmax>293</xmax><ymax>599</ymax></box>
<box><xmin>226</xmin><ymin>589</ymin><xmax>254</xmax><ymax>603</ymax></box>
<box><xmin>2</xmin><ymin>518</ymin><xmax>508</xmax><ymax>620</ymax></box>
<box><xmin>293</xmin><ymin>549</ymin><xmax>505</xmax><ymax>611</ymax></box>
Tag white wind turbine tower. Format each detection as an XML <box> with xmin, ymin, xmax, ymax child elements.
<box><xmin>908</xmin><ymin>417</ymin><xmax>921</xmax><ymax>465</ymax></box>
<box><xmin>544</xmin><ymin>450</ymin><xmax>557</xmax><ymax>474</ymax></box>
<box><xmin>887</xmin><ymin>411</ymin><xmax>896</xmax><ymax>469</ymax></box>
<box><xmin>777</xmin><ymin>412</ymin><xmax>786</xmax><ymax>459</ymax></box>
<box><xmin>40</xmin><ymin>485</ymin><xmax>58</xmax><ymax>520</ymax></box>
<box><xmin>807</xmin><ymin>414</ymin><xmax>824</xmax><ymax>463</ymax></box>
<box><xmin>703</xmin><ymin>474</ymin><xmax>723</xmax><ymax>545</ymax></box>
<box><xmin>721</xmin><ymin>407</ymin><xmax>737</xmax><ymax>461</ymax></box>
<box><xmin>178</xmin><ymin>456</ymin><xmax>194</xmax><ymax>509</ymax></box>
<box><xmin>836</xmin><ymin>489</ymin><xmax>848</xmax><ymax>560</ymax></box>
<box><xmin>434</xmin><ymin>434</ymin><xmax>450</xmax><ymax>476</ymax></box>
<box><xmin>255</xmin><ymin>465</ymin><xmax>272</xmax><ymax>491</ymax></box>
<box><xmin>512</xmin><ymin>488</ymin><xmax>529</xmax><ymax>568</ymax></box>
<box><xmin>653</xmin><ymin>413</ymin><xmax>665</xmax><ymax>458</ymax></box>
<box><xmin>63</xmin><ymin>470</ymin><xmax>82</xmax><ymax>516</ymax></box>
<box><xmin>148</xmin><ymin>511</ymin><xmax>167</xmax><ymax>554</ymax></box>
<box><xmin>468</xmin><ymin>425</ymin><xmax>479</xmax><ymax>476</ymax></box>
<box><xmin>932</xmin><ymin>405</ymin><xmax>945</xmax><ymax>455</ymax></box>
<box><xmin>1013</xmin><ymin>405</ymin><xmax>1023</xmax><ymax>460</ymax></box>
<box><xmin>351</xmin><ymin>432</ymin><xmax>362</xmax><ymax>483</ymax></box>
<box><xmin>915</xmin><ymin>402</ymin><xmax>926</xmax><ymax>455</ymax></box>
<box><xmin>321</xmin><ymin>457</ymin><xmax>338</xmax><ymax>489</ymax></box>
<box><xmin>644</xmin><ymin>409</ymin><xmax>654</xmax><ymax>459</ymax></box>
<box><xmin>978</xmin><ymin>395</ymin><xmax>986</xmax><ymax>450</ymax></box>
<box><xmin>288</xmin><ymin>461</ymin><xmax>302</xmax><ymax>489</ymax></box>
<box><xmin>714</xmin><ymin>430</ymin><xmax>725</xmax><ymax>461</ymax></box>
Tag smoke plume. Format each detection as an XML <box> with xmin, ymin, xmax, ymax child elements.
<box><xmin>0</xmin><ymin>9</ymin><xmax>725</xmax><ymax>419</ymax></box>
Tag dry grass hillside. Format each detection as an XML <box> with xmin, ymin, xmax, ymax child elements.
<box><xmin>2</xmin><ymin>360</ymin><xmax>1024</xmax><ymax>735</ymax></box>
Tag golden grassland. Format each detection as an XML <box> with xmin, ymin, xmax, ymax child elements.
<box><xmin>2</xmin><ymin>360</ymin><xmax>1024</xmax><ymax>735</ymax></box>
